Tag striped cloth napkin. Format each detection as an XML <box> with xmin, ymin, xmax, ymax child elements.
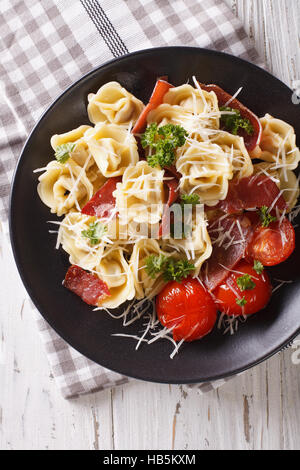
<box><xmin>0</xmin><ymin>0</ymin><xmax>262</xmax><ymax>398</ymax></box>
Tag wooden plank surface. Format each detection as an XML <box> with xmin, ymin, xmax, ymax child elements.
<box><xmin>0</xmin><ymin>0</ymin><xmax>300</xmax><ymax>450</ymax></box>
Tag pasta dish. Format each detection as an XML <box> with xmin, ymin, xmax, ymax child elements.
<box><xmin>35</xmin><ymin>77</ymin><xmax>300</xmax><ymax>356</ymax></box>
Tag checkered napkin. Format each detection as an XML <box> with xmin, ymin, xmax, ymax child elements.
<box><xmin>0</xmin><ymin>0</ymin><xmax>262</xmax><ymax>398</ymax></box>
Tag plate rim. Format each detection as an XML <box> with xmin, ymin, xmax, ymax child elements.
<box><xmin>9</xmin><ymin>46</ymin><xmax>300</xmax><ymax>384</ymax></box>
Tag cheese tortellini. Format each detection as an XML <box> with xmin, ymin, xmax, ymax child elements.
<box><xmin>163</xmin><ymin>84</ymin><xmax>219</xmax><ymax>129</ymax></box>
<box><xmin>50</xmin><ymin>125</ymin><xmax>93</xmax><ymax>169</ymax></box>
<box><xmin>130</xmin><ymin>239</ymin><xmax>170</xmax><ymax>300</ymax></box>
<box><xmin>87</xmin><ymin>81</ymin><xmax>144</xmax><ymax>127</ymax></box>
<box><xmin>84</xmin><ymin>123</ymin><xmax>139</xmax><ymax>177</ymax></box>
<box><xmin>176</xmin><ymin>140</ymin><xmax>233</xmax><ymax>206</ymax></box>
<box><xmin>164</xmin><ymin>208</ymin><xmax>212</xmax><ymax>276</ymax></box>
<box><xmin>147</xmin><ymin>103</ymin><xmax>190</xmax><ymax>129</ymax></box>
<box><xmin>38</xmin><ymin>159</ymin><xmax>93</xmax><ymax>216</ymax></box>
<box><xmin>259</xmin><ymin>114</ymin><xmax>300</xmax><ymax>169</ymax></box>
<box><xmin>211</xmin><ymin>131</ymin><xmax>253</xmax><ymax>179</ymax></box>
<box><xmin>114</xmin><ymin>161</ymin><xmax>165</xmax><ymax>225</ymax></box>
<box><xmin>96</xmin><ymin>248</ymin><xmax>135</xmax><ymax>308</ymax></box>
<box><xmin>59</xmin><ymin>212</ymin><xmax>105</xmax><ymax>270</ymax></box>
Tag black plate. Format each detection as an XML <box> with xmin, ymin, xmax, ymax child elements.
<box><xmin>10</xmin><ymin>47</ymin><xmax>300</xmax><ymax>384</ymax></box>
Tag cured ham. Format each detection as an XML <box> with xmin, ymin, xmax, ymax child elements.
<box><xmin>81</xmin><ymin>176</ymin><xmax>122</xmax><ymax>218</ymax></box>
<box><xmin>159</xmin><ymin>173</ymin><xmax>179</xmax><ymax>238</ymax></box>
<box><xmin>199</xmin><ymin>82</ymin><xmax>262</xmax><ymax>151</ymax></box>
<box><xmin>217</xmin><ymin>174</ymin><xmax>287</xmax><ymax>214</ymax></box>
<box><xmin>64</xmin><ymin>265</ymin><xmax>110</xmax><ymax>306</ymax></box>
<box><xmin>203</xmin><ymin>214</ymin><xmax>253</xmax><ymax>291</ymax></box>
<box><xmin>132</xmin><ymin>78</ymin><xmax>174</xmax><ymax>134</ymax></box>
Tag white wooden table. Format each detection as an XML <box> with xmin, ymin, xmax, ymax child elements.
<box><xmin>1</xmin><ymin>0</ymin><xmax>300</xmax><ymax>451</ymax></box>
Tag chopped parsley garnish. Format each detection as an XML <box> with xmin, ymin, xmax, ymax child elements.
<box><xmin>253</xmin><ymin>260</ymin><xmax>264</xmax><ymax>275</ymax></box>
<box><xmin>55</xmin><ymin>142</ymin><xmax>75</xmax><ymax>164</ymax></box>
<box><xmin>236</xmin><ymin>297</ymin><xmax>247</xmax><ymax>307</ymax></box>
<box><xmin>180</xmin><ymin>193</ymin><xmax>200</xmax><ymax>206</ymax></box>
<box><xmin>145</xmin><ymin>254</ymin><xmax>195</xmax><ymax>283</ymax></box>
<box><xmin>81</xmin><ymin>221</ymin><xmax>107</xmax><ymax>245</ymax></box>
<box><xmin>163</xmin><ymin>259</ymin><xmax>195</xmax><ymax>283</ymax></box>
<box><xmin>141</xmin><ymin>123</ymin><xmax>188</xmax><ymax>169</ymax></box>
<box><xmin>259</xmin><ymin>205</ymin><xmax>277</xmax><ymax>228</ymax></box>
<box><xmin>236</xmin><ymin>274</ymin><xmax>256</xmax><ymax>291</ymax></box>
<box><xmin>141</xmin><ymin>122</ymin><xmax>158</xmax><ymax>148</ymax></box>
<box><xmin>145</xmin><ymin>254</ymin><xmax>168</xmax><ymax>279</ymax></box>
<box><xmin>220</xmin><ymin>106</ymin><xmax>254</xmax><ymax>136</ymax></box>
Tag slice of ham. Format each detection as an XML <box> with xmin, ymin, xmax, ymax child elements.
<box><xmin>164</xmin><ymin>164</ymin><xmax>182</xmax><ymax>180</ymax></box>
<box><xmin>159</xmin><ymin>172</ymin><xmax>179</xmax><ymax>238</ymax></box>
<box><xmin>81</xmin><ymin>176</ymin><xmax>122</xmax><ymax>218</ymax></box>
<box><xmin>203</xmin><ymin>214</ymin><xmax>253</xmax><ymax>291</ymax></box>
<box><xmin>216</xmin><ymin>174</ymin><xmax>287</xmax><ymax>214</ymax></box>
<box><xmin>132</xmin><ymin>78</ymin><xmax>174</xmax><ymax>134</ymax></box>
<box><xmin>199</xmin><ymin>82</ymin><xmax>262</xmax><ymax>151</ymax></box>
<box><xmin>64</xmin><ymin>265</ymin><xmax>110</xmax><ymax>306</ymax></box>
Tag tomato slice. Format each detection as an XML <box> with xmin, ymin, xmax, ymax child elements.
<box><xmin>156</xmin><ymin>277</ymin><xmax>217</xmax><ymax>342</ymax></box>
<box><xmin>247</xmin><ymin>217</ymin><xmax>295</xmax><ymax>266</ymax></box>
<box><xmin>213</xmin><ymin>260</ymin><xmax>272</xmax><ymax>317</ymax></box>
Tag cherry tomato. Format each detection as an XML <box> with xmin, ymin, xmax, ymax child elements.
<box><xmin>247</xmin><ymin>217</ymin><xmax>295</xmax><ymax>266</ymax></box>
<box><xmin>213</xmin><ymin>260</ymin><xmax>272</xmax><ymax>317</ymax></box>
<box><xmin>156</xmin><ymin>277</ymin><xmax>217</xmax><ymax>342</ymax></box>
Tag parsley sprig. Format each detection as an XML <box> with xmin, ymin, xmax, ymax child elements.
<box><xmin>81</xmin><ymin>221</ymin><xmax>107</xmax><ymax>245</ymax></box>
<box><xmin>163</xmin><ymin>259</ymin><xmax>195</xmax><ymax>282</ymax></box>
<box><xmin>236</xmin><ymin>274</ymin><xmax>256</xmax><ymax>291</ymax></box>
<box><xmin>145</xmin><ymin>254</ymin><xmax>167</xmax><ymax>279</ymax></box>
<box><xmin>55</xmin><ymin>143</ymin><xmax>75</xmax><ymax>164</ymax></box>
<box><xmin>236</xmin><ymin>297</ymin><xmax>247</xmax><ymax>307</ymax></box>
<box><xmin>141</xmin><ymin>123</ymin><xmax>188</xmax><ymax>169</ymax></box>
<box><xmin>253</xmin><ymin>260</ymin><xmax>264</xmax><ymax>275</ymax></box>
<box><xmin>259</xmin><ymin>206</ymin><xmax>277</xmax><ymax>228</ymax></box>
<box><xmin>220</xmin><ymin>106</ymin><xmax>254</xmax><ymax>136</ymax></box>
<box><xmin>145</xmin><ymin>254</ymin><xmax>195</xmax><ymax>283</ymax></box>
<box><xmin>180</xmin><ymin>193</ymin><xmax>200</xmax><ymax>206</ymax></box>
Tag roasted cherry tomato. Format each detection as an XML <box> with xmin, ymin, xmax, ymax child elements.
<box><xmin>247</xmin><ymin>217</ymin><xmax>295</xmax><ymax>266</ymax></box>
<box><xmin>156</xmin><ymin>277</ymin><xmax>217</xmax><ymax>342</ymax></box>
<box><xmin>213</xmin><ymin>260</ymin><xmax>272</xmax><ymax>317</ymax></box>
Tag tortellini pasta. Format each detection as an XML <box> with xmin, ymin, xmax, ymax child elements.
<box><xmin>96</xmin><ymin>248</ymin><xmax>135</xmax><ymax>308</ymax></box>
<box><xmin>130</xmin><ymin>239</ymin><xmax>170</xmax><ymax>300</ymax></box>
<box><xmin>211</xmin><ymin>131</ymin><xmax>253</xmax><ymax>179</ymax></box>
<box><xmin>38</xmin><ymin>159</ymin><xmax>93</xmax><ymax>216</ymax></box>
<box><xmin>163</xmin><ymin>84</ymin><xmax>219</xmax><ymax>129</ymax></box>
<box><xmin>114</xmin><ymin>161</ymin><xmax>165</xmax><ymax>226</ymax></box>
<box><xmin>259</xmin><ymin>114</ymin><xmax>300</xmax><ymax>170</ymax></box>
<box><xmin>176</xmin><ymin>140</ymin><xmax>233</xmax><ymax>206</ymax></box>
<box><xmin>87</xmin><ymin>81</ymin><xmax>144</xmax><ymax>126</ymax></box>
<box><xmin>278</xmin><ymin>168</ymin><xmax>300</xmax><ymax>211</ymax></box>
<box><xmin>147</xmin><ymin>103</ymin><xmax>187</xmax><ymax>126</ymax></box>
<box><xmin>84</xmin><ymin>123</ymin><xmax>139</xmax><ymax>177</ymax></box>
<box><xmin>59</xmin><ymin>212</ymin><xmax>105</xmax><ymax>270</ymax></box>
<box><xmin>51</xmin><ymin>125</ymin><xmax>93</xmax><ymax>169</ymax></box>
<box><xmin>164</xmin><ymin>208</ymin><xmax>212</xmax><ymax>277</ymax></box>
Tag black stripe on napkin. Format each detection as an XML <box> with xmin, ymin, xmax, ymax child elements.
<box><xmin>81</xmin><ymin>0</ymin><xmax>129</xmax><ymax>57</ymax></box>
